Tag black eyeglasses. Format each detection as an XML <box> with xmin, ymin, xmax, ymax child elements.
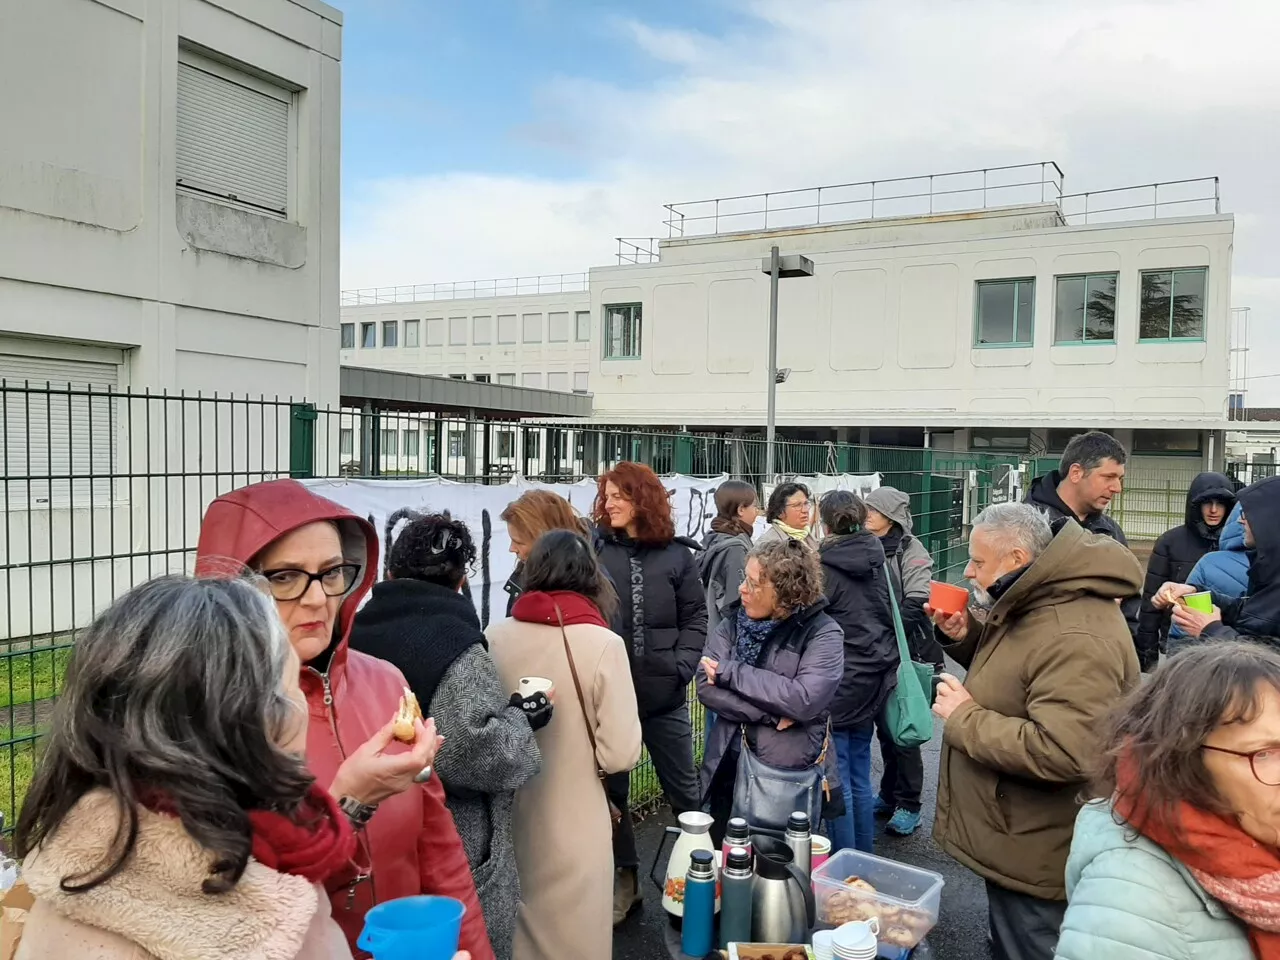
<box><xmin>1202</xmin><ymin>744</ymin><xmax>1280</xmax><ymax>786</ymax></box>
<box><xmin>261</xmin><ymin>564</ymin><xmax>361</xmax><ymax>602</ymax></box>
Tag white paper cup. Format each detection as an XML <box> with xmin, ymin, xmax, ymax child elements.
<box><xmin>519</xmin><ymin>676</ymin><xmax>554</xmax><ymax>697</ymax></box>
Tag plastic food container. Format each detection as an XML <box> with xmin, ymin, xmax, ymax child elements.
<box><xmin>812</xmin><ymin>849</ymin><xmax>945</xmax><ymax>951</ymax></box>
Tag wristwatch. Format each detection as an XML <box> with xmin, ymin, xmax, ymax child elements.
<box><xmin>337</xmin><ymin>795</ymin><xmax>378</xmax><ymax>829</ymax></box>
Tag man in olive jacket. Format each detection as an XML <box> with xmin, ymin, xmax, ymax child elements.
<box><xmin>928</xmin><ymin>502</ymin><xmax>1143</xmax><ymax>960</ymax></box>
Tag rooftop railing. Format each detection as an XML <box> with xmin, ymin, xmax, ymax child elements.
<box><xmin>659</xmin><ymin>161</ymin><xmax>1066</xmax><ymax>239</ymax></box>
<box><xmin>342</xmin><ymin>273</ymin><xmax>589</xmax><ymax>307</ymax></box>
<box><xmin>1058</xmin><ymin>177</ymin><xmax>1220</xmax><ymax>224</ymax></box>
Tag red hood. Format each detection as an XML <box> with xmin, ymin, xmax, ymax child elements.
<box><xmin>195</xmin><ymin>479</ymin><xmax>379</xmax><ymax>678</ymax></box>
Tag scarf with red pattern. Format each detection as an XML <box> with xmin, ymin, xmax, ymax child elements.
<box><xmin>1116</xmin><ymin>756</ymin><xmax>1280</xmax><ymax>958</ymax></box>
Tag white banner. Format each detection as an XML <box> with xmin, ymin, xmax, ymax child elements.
<box><xmin>302</xmin><ymin>472</ymin><xmax>880</xmax><ymax>626</ymax></box>
<box><xmin>300</xmin><ymin>475</ymin><xmax>728</xmax><ymax>626</ymax></box>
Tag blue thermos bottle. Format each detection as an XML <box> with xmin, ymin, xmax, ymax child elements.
<box><xmin>681</xmin><ymin>849</ymin><xmax>717</xmax><ymax>957</ymax></box>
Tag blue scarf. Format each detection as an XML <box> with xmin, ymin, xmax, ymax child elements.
<box><xmin>734</xmin><ymin>607</ymin><xmax>779</xmax><ymax>668</ymax></box>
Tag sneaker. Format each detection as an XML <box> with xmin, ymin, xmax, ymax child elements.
<box><xmin>873</xmin><ymin>797</ymin><xmax>894</xmax><ymax>820</ymax></box>
<box><xmin>612</xmin><ymin>867</ymin><xmax>642</xmax><ymax>926</ymax></box>
<box><xmin>886</xmin><ymin>808</ymin><xmax>922</xmax><ymax>836</ymax></box>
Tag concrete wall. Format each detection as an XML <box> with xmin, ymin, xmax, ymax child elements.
<box><xmin>341</xmin><ymin>290</ymin><xmax>593</xmax><ymax>393</ymax></box>
<box><xmin>587</xmin><ymin>207</ymin><xmax>1234</xmax><ymax>429</ymax></box>
<box><xmin>0</xmin><ymin>0</ymin><xmax>343</xmax><ymax>404</ymax></box>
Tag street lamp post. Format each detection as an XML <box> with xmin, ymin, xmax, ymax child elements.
<box><xmin>762</xmin><ymin>245</ymin><xmax>815</xmax><ymax>485</ymax></box>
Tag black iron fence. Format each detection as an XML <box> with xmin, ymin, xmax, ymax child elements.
<box><xmin>0</xmin><ymin>383</ymin><xmax>1023</xmax><ymax>825</ymax></box>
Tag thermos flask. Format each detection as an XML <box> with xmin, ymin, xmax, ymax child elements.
<box><xmin>681</xmin><ymin>849</ymin><xmax>717</xmax><ymax>958</ymax></box>
<box><xmin>723</xmin><ymin>817</ymin><xmax>752</xmax><ymax>864</ymax></box>
<box><xmin>785</xmin><ymin>811</ymin><xmax>813</xmax><ymax>880</ymax></box>
<box><xmin>718</xmin><ymin>845</ymin><xmax>754</xmax><ymax>949</ymax></box>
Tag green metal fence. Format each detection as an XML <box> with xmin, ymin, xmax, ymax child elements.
<box><xmin>0</xmin><ymin>382</ymin><xmax>1025</xmax><ymax>825</ymax></box>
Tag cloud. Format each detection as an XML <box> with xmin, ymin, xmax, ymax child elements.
<box><xmin>341</xmin><ymin>0</ymin><xmax>1280</xmax><ymax>398</ymax></box>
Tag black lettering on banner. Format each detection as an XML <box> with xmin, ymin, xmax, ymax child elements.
<box><xmin>480</xmin><ymin>508</ymin><xmax>492</xmax><ymax>628</ymax></box>
<box><xmin>686</xmin><ymin>487</ymin><xmax>709</xmax><ymax>538</ymax></box>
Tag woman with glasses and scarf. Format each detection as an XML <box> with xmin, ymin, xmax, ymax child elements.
<box><xmin>195</xmin><ymin>480</ymin><xmax>494</xmax><ymax>960</ymax></box>
<box><xmin>1058</xmin><ymin>642</ymin><xmax>1280</xmax><ymax>959</ymax></box>
<box><xmin>757</xmin><ymin>481</ymin><xmax>818</xmax><ymax>548</ymax></box>
<box><xmin>348</xmin><ymin>514</ymin><xmax>549</xmax><ymax>960</ymax></box>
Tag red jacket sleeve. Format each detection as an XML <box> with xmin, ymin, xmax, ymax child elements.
<box><xmin>417</xmin><ymin>775</ymin><xmax>495</xmax><ymax>960</ymax></box>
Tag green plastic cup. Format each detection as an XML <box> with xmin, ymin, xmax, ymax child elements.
<box><xmin>1184</xmin><ymin>591</ymin><xmax>1213</xmax><ymax>613</ymax></box>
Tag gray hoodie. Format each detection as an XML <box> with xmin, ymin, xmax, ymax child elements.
<box><xmin>698</xmin><ymin>529</ymin><xmax>753</xmax><ymax>641</ymax></box>
<box><xmin>864</xmin><ymin>486</ymin><xmax>941</xmax><ymax>665</ymax></box>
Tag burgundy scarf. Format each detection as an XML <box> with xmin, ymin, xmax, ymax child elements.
<box><xmin>148</xmin><ymin>784</ymin><xmax>356</xmax><ymax>884</ymax></box>
<box><xmin>511</xmin><ymin>589</ymin><xmax>608</xmax><ymax>628</ymax></box>
<box><xmin>1116</xmin><ymin>756</ymin><xmax>1280</xmax><ymax>958</ymax></box>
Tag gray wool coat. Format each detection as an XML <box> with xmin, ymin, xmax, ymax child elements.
<box><xmin>432</xmin><ymin>645</ymin><xmax>543</xmax><ymax>960</ymax></box>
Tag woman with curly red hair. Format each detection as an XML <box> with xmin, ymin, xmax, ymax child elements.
<box><xmin>592</xmin><ymin>462</ymin><xmax>707</xmax><ymax>924</ymax></box>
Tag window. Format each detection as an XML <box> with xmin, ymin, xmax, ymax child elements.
<box><xmin>523</xmin><ymin>313</ymin><xmax>542</xmax><ymax>343</ymax></box>
<box><xmin>496</xmin><ymin>373</ymin><xmax>516</xmax><ymax>386</ymax></box>
<box><xmin>522</xmin><ymin>372</ymin><xmax>543</xmax><ymax>389</ymax></box>
<box><xmin>448</xmin><ymin>430</ymin><xmax>465</xmax><ymax>459</ymax></box>
<box><xmin>575</xmin><ymin>311</ymin><xmax>592</xmax><ymax>342</ymax></box>
<box><xmin>425</xmin><ymin>318</ymin><xmax>444</xmax><ymax>346</ymax></box>
<box><xmin>1140</xmin><ymin>268</ymin><xmax>1207</xmax><ymax>341</ymax></box>
<box><xmin>448</xmin><ymin>373</ymin><xmax>466</xmax><ymax>380</ymax></box>
<box><xmin>1046</xmin><ymin>429</ymin><xmax>1084</xmax><ymax>453</ymax></box>
<box><xmin>339</xmin><ymin>428</ymin><xmax>353</xmax><ymax>457</ymax></box>
<box><xmin>1054</xmin><ymin>273</ymin><xmax>1117</xmax><ymax>343</ymax></box>
<box><xmin>604</xmin><ymin>303</ymin><xmax>642</xmax><ymax>359</ymax></box>
<box><xmin>381</xmin><ymin>321</ymin><xmax>398</xmax><ymax>348</ymax></box>
<box><xmin>525</xmin><ymin>433</ymin><xmax>541</xmax><ymax>459</ymax></box>
<box><xmin>380</xmin><ymin>429</ymin><xmax>398</xmax><ymax>457</ymax></box>
<box><xmin>1133</xmin><ymin>429</ymin><xmax>1203</xmax><ymax>455</ymax></box>
<box><xmin>975</xmin><ymin>280</ymin><xmax>1034</xmax><ymax>346</ymax></box>
<box><xmin>360</xmin><ymin>323</ymin><xmax>376</xmax><ymax>349</ymax></box>
<box><xmin>473</xmin><ymin>374</ymin><xmax>491</xmax><ymax>383</ymax></box>
<box><xmin>449</xmin><ymin>317</ymin><xmax>467</xmax><ymax>346</ymax></box>
<box><xmin>547</xmin><ymin>371</ymin><xmax>569</xmax><ymax>392</ymax></box>
<box><xmin>405</xmin><ymin>320</ymin><xmax>420</xmax><ymax>348</ymax></box>
<box><xmin>176</xmin><ymin>50</ymin><xmax>291</xmax><ymax>217</ymax></box>
<box><xmin>340</xmin><ymin>323</ymin><xmax>355</xmax><ymax>349</ymax></box>
<box><xmin>498</xmin><ymin>315</ymin><xmax>517</xmax><ymax>344</ymax></box>
<box><xmin>573</xmin><ymin>370</ymin><xmax>589</xmax><ymax>394</ymax></box>
<box><xmin>404</xmin><ymin>430</ymin><xmax>420</xmax><ymax>458</ymax></box>
<box><xmin>497</xmin><ymin>430</ymin><xmax>515</xmax><ymax>458</ymax></box>
<box><xmin>970</xmin><ymin>428</ymin><xmax>1031</xmax><ymax>453</ymax></box>
<box><xmin>473</xmin><ymin>316</ymin><xmax>492</xmax><ymax>345</ymax></box>
<box><xmin>548</xmin><ymin>312</ymin><xmax>570</xmax><ymax>342</ymax></box>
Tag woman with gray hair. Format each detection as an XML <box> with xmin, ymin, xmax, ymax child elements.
<box><xmin>697</xmin><ymin>539</ymin><xmax>844</xmax><ymax>843</ymax></box>
<box><xmin>14</xmin><ymin>576</ymin><xmax>367</xmax><ymax>960</ymax></box>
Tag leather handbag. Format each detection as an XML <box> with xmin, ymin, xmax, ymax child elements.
<box><xmin>730</xmin><ymin>723</ymin><xmax>831</xmax><ymax>834</ymax></box>
<box><xmin>554</xmin><ymin>603</ymin><xmax>624</xmax><ymax>830</ymax></box>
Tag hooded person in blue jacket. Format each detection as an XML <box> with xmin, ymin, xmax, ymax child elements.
<box><xmin>1138</xmin><ymin>472</ymin><xmax>1235</xmax><ymax>657</ymax></box>
<box><xmin>1167</xmin><ymin>502</ymin><xmax>1251</xmax><ymax>654</ymax></box>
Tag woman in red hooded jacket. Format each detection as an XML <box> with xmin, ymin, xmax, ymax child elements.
<box><xmin>195</xmin><ymin>479</ymin><xmax>494</xmax><ymax>960</ymax></box>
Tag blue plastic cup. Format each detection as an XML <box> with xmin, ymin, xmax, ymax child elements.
<box><xmin>357</xmin><ymin>895</ymin><xmax>465</xmax><ymax>960</ymax></box>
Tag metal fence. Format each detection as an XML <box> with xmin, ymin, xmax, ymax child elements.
<box><xmin>0</xmin><ymin>381</ymin><xmax>1025</xmax><ymax>825</ymax></box>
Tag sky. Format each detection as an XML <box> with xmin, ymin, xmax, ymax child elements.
<box><xmin>338</xmin><ymin>0</ymin><xmax>1280</xmax><ymax>402</ymax></box>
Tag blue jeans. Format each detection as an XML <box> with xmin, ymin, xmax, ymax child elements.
<box><xmin>827</xmin><ymin>723</ymin><xmax>875</xmax><ymax>853</ymax></box>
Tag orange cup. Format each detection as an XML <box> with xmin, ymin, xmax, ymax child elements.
<box><xmin>929</xmin><ymin>580</ymin><xmax>970</xmax><ymax>616</ymax></box>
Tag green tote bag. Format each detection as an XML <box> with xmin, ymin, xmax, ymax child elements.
<box><xmin>883</xmin><ymin>575</ymin><xmax>936</xmax><ymax>749</ymax></box>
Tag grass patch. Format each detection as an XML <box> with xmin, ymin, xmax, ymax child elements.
<box><xmin>0</xmin><ymin>727</ymin><xmax>44</xmax><ymax>834</ymax></box>
<box><xmin>0</xmin><ymin>645</ymin><xmax>71</xmax><ymax>709</ymax></box>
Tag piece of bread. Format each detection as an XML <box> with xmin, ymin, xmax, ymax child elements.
<box><xmin>393</xmin><ymin>687</ymin><xmax>422</xmax><ymax>742</ymax></box>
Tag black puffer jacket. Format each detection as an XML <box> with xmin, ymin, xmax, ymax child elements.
<box><xmin>1206</xmin><ymin>475</ymin><xmax>1280</xmax><ymax>642</ymax></box>
<box><xmin>818</xmin><ymin>532</ymin><xmax>901</xmax><ymax>728</ymax></box>
<box><xmin>595</xmin><ymin>528</ymin><xmax>708</xmax><ymax>719</ymax></box>
<box><xmin>1026</xmin><ymin>471</ymin><xmax>1145</xmax><ymax>666</ymax></box>
<box><xmin>1138</xmin><ymin>472</ymin><xmax>1236</xmax><ymax>656</ymax></box>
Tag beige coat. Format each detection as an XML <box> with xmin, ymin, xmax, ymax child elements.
<box><xmin>17</xmin><ymin>790</ymin><xmax>351</xmax><ymax>960</ymax></box>
<box><xmin>485</xmin><ymin>618</ymin><xmax>643</xmax><ymax>960</ymax></box>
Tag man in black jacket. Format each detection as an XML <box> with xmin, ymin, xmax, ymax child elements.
<box><xmin>1025</xmin><ymin>431</ymin><xmax>1147</xmax><ymax>668</ymax></box>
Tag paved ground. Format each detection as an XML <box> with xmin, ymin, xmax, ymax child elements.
<box><xmin>614</xmin><ymin>707</ymin><xmax>991</xmax><ymax>960</ymax></box>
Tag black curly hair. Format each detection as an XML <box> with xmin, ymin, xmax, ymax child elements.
<box><xmin>387</xmin><ymin>513</ymin><xmax>476</xmax><ymax>588</ymax></box>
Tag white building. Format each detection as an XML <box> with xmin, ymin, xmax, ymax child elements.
<box><xmin>0</xmin><ymin>0</ymin><xmax>343</xmax><ymax>639</ymax></box>
<box><xmin>340</xmin><ymin>277</ymin><xmax>592</xmax><ymax>393</ymax></box>
<box><xmin>1</xmin><ymin>0</ymin><xmax>343</xmax><ymax>402</ymax></box>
